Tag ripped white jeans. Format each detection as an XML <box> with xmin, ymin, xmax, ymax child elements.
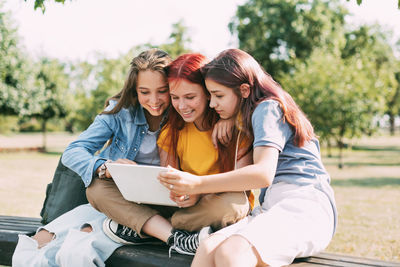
<box><xmin>12</xmin><ymin>204</ymin><xmax>122</xmax><ymax>267</ymax></box>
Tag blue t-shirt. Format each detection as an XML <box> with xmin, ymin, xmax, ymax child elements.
<box><xmin>253</xmin><ymin>100</ymin><xmax>337</xmax><ymax>231</ymax></box>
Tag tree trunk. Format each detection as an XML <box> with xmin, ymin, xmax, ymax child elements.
<box><xmin>41</xmin><ymin>119</ymin><xmax>47</xmax><ymax>152</ymax></box>
<box><xmin>389</xmin><ymin>114</ymin><xmax>395</xmax><ymax>136</ymax></box>
<box><xmin>337</xmin><ymin>139</ymin><xmax>344</xmax><ymax>169</ymax></box>
<box><xmin>327</xmin><ymin>139</ymin><xmax>332</xmax><ymax>158</ymax></box>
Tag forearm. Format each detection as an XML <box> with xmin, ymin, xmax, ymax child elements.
<box><xmin>197</xmin><ymin>164</ymin><xmax>273</xmax><ymax>194</ymax></box>
<box><xmin>196</xmin><ymin>146</ymin><xmax>278</xmax><ymax>194</ymax></box>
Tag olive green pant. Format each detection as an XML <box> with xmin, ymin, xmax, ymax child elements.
<box><xmin>86</xmin><ymin>178</ymin><xmax>249</xmax><ymax>237</ymax></box>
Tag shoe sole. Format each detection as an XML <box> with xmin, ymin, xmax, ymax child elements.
<box><xmin>172</xmin><ymin>247</ymin><xmax>196</xmax><ymax>256</ymax></box>
<box><xmin>102</xmin><ymin>219</ymin><xmax>164</xmax><ymax>245</ymax></box>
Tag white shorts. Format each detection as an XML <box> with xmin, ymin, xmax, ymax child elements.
<box><xmin>216</xmin><ymin>182</ymin><xmax>334</xmax><ymax>267</ymax></box>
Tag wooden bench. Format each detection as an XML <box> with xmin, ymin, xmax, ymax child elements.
<box><xmin>1</xmin><ymin>216</ymin><xmax>398</xmax><ymax>267</ymax></box>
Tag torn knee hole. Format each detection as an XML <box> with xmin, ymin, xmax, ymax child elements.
<box><xmin>80</xmin><ymin>223</ymin><xmax>93</xmax><ymax>233</ymax></box>
<box><xmin>33</xmin><ymin>229</ymin><xmax>55</xmax><ymax>248</ymax></box>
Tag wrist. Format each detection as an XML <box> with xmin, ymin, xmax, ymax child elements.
<box><xmin>196</xmin><ymin>175</ymin><xmax>207</xmax><ymax>194</ymax></box>
<box><xmin>98</xmin><ymin>160</ymin><xmax>112</xmax><ymax>179</ymax></box>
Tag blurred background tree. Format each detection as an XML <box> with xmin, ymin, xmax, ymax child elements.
<box><xmin>229</xmin><ymin>0</ymin><xmax>348</xmax><ymax>79</ymax></box>
<box><xmin>1</xmin><ymin>0</ymin><xmax>399</xmax><ymax>167</ymax></box>
<box><xmin>0</xmin><ymin>5</ymin><xmax>31</xmax><ymax>118</ymax></box>
<box><xmin>25</xmin><ymin>58</ymin><xmax>69</xmax><ymax>150</ymax></box>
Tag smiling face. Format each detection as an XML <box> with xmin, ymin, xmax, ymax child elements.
<box><xmin>205</xmin><ymin>79</ymin><xmax>240</xmax><ymax>119</ymax></box>
<box><xmin>136</xmin><ymin>70</ymin><xmax>170</xmax><ymax>117</ymax></box>
<box><xmin>169</xmin><ymin>79</ymin><xmax>209</xmax><ymax>130</ymax></box>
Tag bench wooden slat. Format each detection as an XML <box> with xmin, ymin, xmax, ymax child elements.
<box><xmin>106</xmin><ymin>245</ymin><xmax>193</xmax><ymax>267</ymax></box>
<box><xmin>1</xmin><ymin>216</ymin><xmax>399</xmax><ymax>267</ymax></box>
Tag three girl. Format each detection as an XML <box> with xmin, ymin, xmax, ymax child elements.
<box><xmin>159</xmin><ymin>48</ymin><xmax>337</xmax><ymax>267</ymax></box>
<box><xmin>13</xmin><ymin>47</ymin><xmax>336</xmax><ymax>267</ymax></box>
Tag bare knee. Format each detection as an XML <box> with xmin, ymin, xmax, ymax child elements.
<box><xmin>214</xmin><ymin>241</ymin><xmax>236</xmax><ymax>266</ymax></box>
<box><xmin>196</xmin><ymin>238</ymin><xmax>215</xmax><ymax>257</ymax></box>
<box><xmin>214</xmin><ymin>235</ymin><xmax>258</xmax><ymax>267</ymax></box>
<box><xmin>32</xmin><ymin>229</ymin><xmax>54</xmax><ymax>248</ymax></box>
<box><xmin>192</xmin><ymin>234</ymin><xmax>227</xmax><ymax>267</ymax></box>
<box><xmin>80</xmin><ymin>223</ymin><xmax>93</xmax><ymax>233</ymax></box>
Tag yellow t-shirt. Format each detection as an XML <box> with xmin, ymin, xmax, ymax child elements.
<box><xmin>157</xmin><ymin>122</ymin><xmax>219</xmax><ymax>175</ymax></box>
<box><xmin>158</xmin><ymin>122</ymin><xmax>255</xmax><ymax>209</ymax></box>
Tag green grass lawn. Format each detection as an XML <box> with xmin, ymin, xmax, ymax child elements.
<box><xmin>0</xmin><ymin>132</ymin><xmax>399</xmax><ymax>262</ymax></box>
<box><xmin>322</xmin><ymin>134</ymin><xmax>400</xmax><ymax>262</ymax></box>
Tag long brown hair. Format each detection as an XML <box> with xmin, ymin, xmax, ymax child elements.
<box><xmin>164</xmin><ymin>53</ymin><xmax>239</xmax><ymax>172</ymax></box>
<box><xmin>102</xmin><ymin>48</ymin><xmax>172</xmax><ymax>114</ymax></box>
<box><xmin>202</xmin><ymin>48</ymin><xmax>314</xmax><ymax>147</ymax></box>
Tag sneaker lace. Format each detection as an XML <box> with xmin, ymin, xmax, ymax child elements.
<box><xmin>120</xmin><ymin>225</ymin><xmax>138</xmax><ymax>238</ymax></box>
<box><xmin>168</xmin><ymin>230</ymin><xmax>199</xmax><ymax>257</ymax></box>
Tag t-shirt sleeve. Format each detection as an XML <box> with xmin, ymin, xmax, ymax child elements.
<box><xmin>251</xmin><ymin>100</ymin><xmax>293</xmax><ymax>152</ymax></box>
<box><xmin>157</xmin><ymin>123</ymin><xmax>171</xmax><ymax>153</ymax></box>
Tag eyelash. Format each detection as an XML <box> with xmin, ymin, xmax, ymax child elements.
<box><xmin>171</xmin><ymin>96</ymin><xmax>195</xmax><ymax>100</ymax></box>
<box><xmin>140</xmin><ymin>90</ymin><xmax>168</xmax><ymax>95</ymax></box>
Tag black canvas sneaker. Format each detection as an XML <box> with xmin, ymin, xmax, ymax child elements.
<box><xmin>103</xmin><ymin>218</ymin><xmax>162</xmax><ymax>245</ymax></box>
<box><xmin>167</xmin><ymin>226</ymin><xmax>212</xmax><ymax>256</ymax></box>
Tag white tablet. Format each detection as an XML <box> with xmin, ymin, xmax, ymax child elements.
<box><xmin>105</xmin><ymin>163</ymin><xmax>177</xmax><ymax>207</ymax></box>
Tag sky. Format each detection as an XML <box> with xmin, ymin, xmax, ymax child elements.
<box><xmin>3</xmin><ymin>0</ymin><xmax>400</xmax><ymax>62</ymax></box>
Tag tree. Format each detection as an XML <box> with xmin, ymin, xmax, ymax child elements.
<box><xmin>342</xmin><ymin>25</ymin><xmax>398</xmax><ymax>136</ymax></box>
<box><xmin>67</xmin><ymin>21</ymin><xmax>192</xmax><ymax>131</ymax></box>
<box><xmin>387</xmin><ymin>70</ymin><xmax>400</xmax><ymax>135</ymax></box>
<box><xmin>0</xmin><ymin>4</ymin><xmax>32</xmax><ymax>117</ymax></box>
<box><xmin>67</xmin><ymin>52</ymin><xmax>134</xmax><ymax>131</ymax></box>
<box><xmin>28</xmin><ymin>58</ymin><xmax>69</xmax><ymax>150</ymax></box>
<box><xmin>229</xmin><ymin>0</ymin><xmax>348</xmax><ymax>78</ymax></box>
<box><xmin>281</xmin><ymin>47</ymin><xmax>388</xmax><ymax>168</ymax></box>
<box><xmin>160</xmin><ymin>20</ymin><xmax>192</xmax><ymax>58</ymax></box>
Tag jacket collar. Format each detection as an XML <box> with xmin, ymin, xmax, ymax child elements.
<box><xmin>131</xmin><ymin>104</ymin><xmax>147</xmax><ymax>125</ymax></box>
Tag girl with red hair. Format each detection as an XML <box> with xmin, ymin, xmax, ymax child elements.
<box><xmin>159</xmin><ymin>49</ymin><xmax>337</xmax><ymax>266</ymax></box>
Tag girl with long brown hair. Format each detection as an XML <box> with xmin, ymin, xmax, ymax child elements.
<box><xmin>159</xmin><ymin>49</ymin><xmax>337</xmax><ymax>267</ymax></box>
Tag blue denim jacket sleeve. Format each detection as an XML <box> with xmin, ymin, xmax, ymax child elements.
<box><xmin>61</xmin><ymin>101</ymin><xmax>120</xmax><ymax>187</ymax></box>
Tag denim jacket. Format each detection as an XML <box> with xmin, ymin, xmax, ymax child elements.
<box><xmin>62</xmin><ymin>100</ymin><xmax>164</xmax><ymax>187</ymax></box>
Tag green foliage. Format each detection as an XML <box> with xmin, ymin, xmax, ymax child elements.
<box><xmin>281</xmin><ymin>48</ymin><xmax>385</xmax><ymax>142</ymax></box>
<box><xmin>343</xmin><ymin>25</ymin><xmax>399</xmax><ymax>135</ymax></box>
<box><xmin>26</xmin><ymin>0</ymin><xmax>66</xmax><ymax>13</ymax></box>
<box><xmin>67</xmin><ymin>21</ymin><xmax>192</xmax><ymax>131</ymax></box>
<box><xmin>159</xmin><ymin>20</ymin><xmax>192</xmax><ymax>58</ymax></box>
<box><xmin>0</xmin><ymin>5</ymin><xmax>33</xmax><ymax>116</ymax></box>
<box><xmin>229</xmin><ymin>0</ymin><xmax>348</xmax><ymax>78</ymax></box>
<box><xmin>67</xmin><ymin>53</ymin><xmax>131</xmax><ymax>131</ymax></box>
<box><xmin>29</xmin><ymin>58</ymin><xmax>69</xmax><ymax>120</ymax></box>
<box><xmin>0</xmin><ymin>115</ymin><xmax>19</xmax><ymax>134</ymax></box>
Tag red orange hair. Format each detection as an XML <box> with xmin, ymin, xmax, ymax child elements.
<box><xmin>163</xmin><ymin>53</ymin><xmax>239</xmax><ymax>172</ymax></box>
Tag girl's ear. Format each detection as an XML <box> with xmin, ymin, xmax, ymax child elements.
<box><xmin>239</xmin><ymin>83</ymin><xmax>250</xmax><ymax>98</ymax></box>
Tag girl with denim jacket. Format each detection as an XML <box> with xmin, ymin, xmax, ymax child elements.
<box><xmin>12</xmin><ymin>48</ymin><xmax>173</xmax><ymax>267</ymax></box>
